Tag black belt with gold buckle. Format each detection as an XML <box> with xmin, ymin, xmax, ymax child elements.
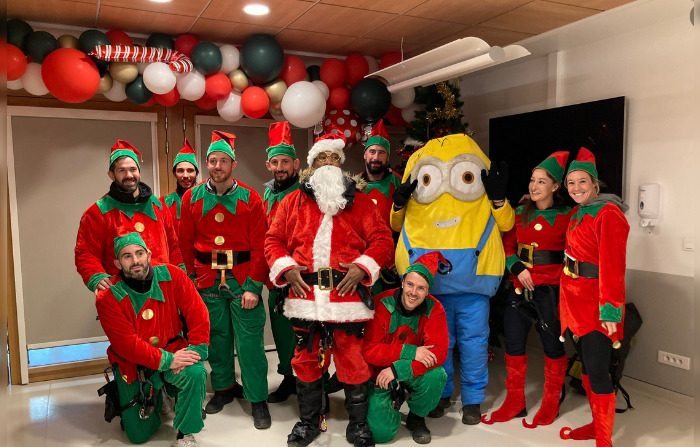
<box><xmin>517</xmin><ymin>246</ymin><xmax>564</xmax><ymax>266</ymax></box>
<box><xmin>301</xmin><ymin>268</ymin><xmax>346</xmax><ymax>291</ymax></box>
<box><xmin>195</xmin><ymin>250</ymin><xmax>251</xmax><ymax>269</ymax></box>
<box><xmin>563</xmin><ymin>255</ymin><xmax>599</xmax><ymax>278</ymax></box>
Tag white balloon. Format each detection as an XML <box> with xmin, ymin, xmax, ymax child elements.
<box><xmin>143</xmin><ymin>62</ymin><xmax>177</xmax><ymax>95</ymax></box>
<box><xmin>7</xmin><ymin>78</ymin><xmax>23</xmax><ymax>90</ymax></box>
<box><xmin>219</xmin><ymin>44</ymin><xmax>240</xmax><ymax>73</ymax></box>
<box><xmin>365</xmin><ymin>55</ymin><xmax>379</xmax><ymax>74</ymax></box>
<box><xmin>217</xmin><ymin>91</ymin><xmax>243</xmax><ymax>122</ymax></box>
<box><xmin>312</xmin><ymin>80</ymin><xmax>329</xmax><ymax>100</ymax></box>
<box><xmin>22</xmin><ymin>63</ymin><xmax>49</xmax><ymax>96</ymax></box>
<box><xmin>177</xmin><ymin>70</ymin><xmax>206</xmax><ymax>101</ymax></box>
<box><xmin>391</xmin><ymin>88</ymin><xmax>415</xmax><ymax>109</ymax></box>
<box><xmin>281</xmin><ymin>81</ymin><xmax>326</xmax><ymax>129</ymax></box>
<box><xmin>104</xmin><ymin>80</ymin><xmax>127</xmax><ymax>102</ymax></box>
<box><xmin>401</xmin><ymin>103</ymin><xmax>422</xmax><ymax>123</ymax></box>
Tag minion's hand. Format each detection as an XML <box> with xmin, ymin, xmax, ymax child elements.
<box><xmin>393</xmin><ymin>179</ymin><xmax>418</xmax><ymax>209</ymax></box>
<box><xmin>481</xmin><ymin>161</ymin><xmax>509</xmax><ymax>202</ymax></box>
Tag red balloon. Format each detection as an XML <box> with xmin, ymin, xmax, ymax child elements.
<box><xmin>140</xmin><ymin>97</ymin><xmax>156</xmax><ymax>107</ymax></box>
<box><xmin>194</xmin><ymin>95</ymin><xmax>217</xmax><ymax>110</ymax></box>
<box><xmin>328</xmin><ymin>86</ymin><xmax>350</xmax><ymax>111</ymax></box>
<box><xmin>154</xmin><ymin>88</ymin><xmax>180</xmax><ymax>107</ymax></box>
<box><xmin>379</xmin><ymin>51</ymin><xmax>402</xmax><ymax>69</ymax></box>
<box><xmin>345</xmin><ymin>52</ymin><xmax>369</xmax><ymax>86</ymax></box>
<box><xmin>385</xmin><ymin>105</ymin><xmax>407</xmax><ymax>127</ymax></box>
<box><xmin>175</xmin><ymin>33</ymin><xmax>199</xmax><ymax>58</ymax></box>
<box><xmin>241</xmin><ymin>86</ymin><xmax>270</xmax><ymax>119</ymax></box>
<box><xmin>41</xmin><ymin>48</ymin><xmax>100</xmax><ymax>103</ymax></box>
<box><xmin>105</xmin><ymin>30</ymin><xmax>133</xmax><ymax>46</ymax></box>
<box><xmin>205</xmin><ymin>72</ymin><xmax>232</xmax><ymax>100</ymax></box>
<box><xmin>279</xmin><ymin>55</ymin><xmax>307</xmax><ymax>86</ymax></box>
<box><xmin>320</xmin><ymin>58</ymin><xmax>347</xmax><ymax>89</ymax></box>
<box><xmin>6</xmin><ymin>44</ymin><xmax>28</xmax><ymax>81</ymax></box>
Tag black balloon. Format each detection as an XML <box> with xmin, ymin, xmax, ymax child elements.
<box><xmin>240</xmin><ymin>34</ymin><xmax>284</xmax><ymax>85</ymax></box>
<box><xmin>7</xmin><ymin>19</ymin><xmax>33</xmax><ymax>50</ymax></box>
<box><xmin>191</xmin><ymin>41</ymin><xmax>222</xmax><ymax>75</ymax></box>
<box><xmin>126</xmin><ymin>75</ymin><xmax>153</xmax><ymax>104</ymax></box>
<box><xmin>146</xmin><ymin>33</ymin><xmax>174</xmax><ymax>50</ymax></box>
<box><xmin>306</xmin><ymin>64</ymin><xmax>321</xmax><ymax>82</ymax></box>
<box><xmin>79</xmin><ymin>29</ymin><xmax>111</xmax><ymax>72</ymax></box>
<box><xmin>26</xmin><ymin>31</ymin><xmax>58</xmax><ymax>63</ymax></box>
<box><xmin>351</xmin><ymin>78</ymin><xmax>391</xmax><ymax>122</ymax></box>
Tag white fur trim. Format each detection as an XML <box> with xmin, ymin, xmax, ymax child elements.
<box><xmin>283</xmin><ymin>288</ymin><xmax>375</xmax><ymax>322</ymax></box>
<box><xmin>353</xmin><ymin>254</ymin><xmax>381</xmax><ymax>286</ymax></box>
<box><xmin>313</xmin><ymin>214</ymin><xmax>333</xmax><ymax>270</ymax></box>
<box><xmin>269</xmin><ymin>256</ymin><xmax>298</xmax><ymax>287</ymax></box>
<box><xmin>307</xmin><ymin>138</ymin><xmax>346</xmax><ymax>166</ymax></box>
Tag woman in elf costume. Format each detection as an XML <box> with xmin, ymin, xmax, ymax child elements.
<box><xmin>482</xmin><ymin>151</ymin><xmax>573</xmax><ymax>427</ymax></box>
<box><xmin>558</xmin><ymin>148</ymin><xmax>629</xmax><ymax>447</ymax></box>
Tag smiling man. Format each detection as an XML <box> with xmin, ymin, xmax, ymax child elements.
<box><xmin>162</xmin><ymin>138</ymin><xmax>199</xmax><ymax>237</ymax></box>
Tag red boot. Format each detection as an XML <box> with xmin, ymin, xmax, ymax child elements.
<box><xmin>523</xmin><ymin>355</ymin><xmax>568</xmax><ymax>428</ymax></box>
<box><xmin>590</xmin><ymin>391</ymin><xmax>615</xmax><ymax>447</ymax></box>
<box><xmin>560</xmin><ymin>374</ymin><xmax>595</xmax><ymax>440</ymax></box>
<box><xmin>481</xmin><ymin>354</ymin><xmax>527</xmax><ymax>424</ymax></box>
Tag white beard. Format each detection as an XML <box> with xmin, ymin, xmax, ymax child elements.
<box><xmin>308</xmin><ymin>165</ymin><xmax>347</xmax><ymax>216</ymax></box>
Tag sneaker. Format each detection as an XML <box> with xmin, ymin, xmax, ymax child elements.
<box><xmin>427</xmin><ymin>397</ymin><xmax>450</xmax><ymax>418</ymax></box>
<box><xmin>406</xmin><ymin>412</ymin><xmax>431</xmax><ymax>444</ymax></box>
<box><xmin>462</xmin><ymin>404</ymin><xmax>481</xmax><ymax>425</ymax></box>
<box><xmin>204</xmin><ymin>388</ymin><xmax>236</xmax><ymax>414</ymax></box>
<box><xmin>173</xmin><ymin>434</ymin><xmax>199</xmax><ymax>447</ymax></box>
<box><xmin>252</xmin><ymin>401</ymin><xmax>272</xmax><ymax>429</ymax></box>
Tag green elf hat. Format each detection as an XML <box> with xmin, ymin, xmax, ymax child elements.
<box><xmin>266</xmin><ymin>121</ymin><xmax>297</xmax><ymax>161</ymax></box>
<box><xmin>113</xmin><ymin>232</ymin><xmax>149</xmax><ymax>258</ymax></box>
<box><xmin>172</xmin><ymin>138</ymin><xmax>199</xmax><ymax>173</ymax></box>
<box><xmin>364</xmin><ymin>119</ymin><xmax>391</xmax><ymax>153</ymax></box>
<box><xmin>109</xmin><ymin>139</ymin><xmax>141</xmax><ymax>170</ymax></box>
<box><xmin>567</xmin><ymin>147</ymin><xmax>598</xmax><ymax>180</ymax></box>
<box><xmin>207</xmin><ymin>130</ymin><xmax>236</xmax><ymax>161</ymax></box>
<box><xmin>535</xmin><ymin>150</ymin><xmax>570</xmax><ymax>183</ymax></box>
<box><xmin>405</xmin><ymin>251</ymin><xmax>448</xmax><ymax>288</ymax></box>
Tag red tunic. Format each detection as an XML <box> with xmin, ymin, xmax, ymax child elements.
<box><xmin>178</xmin><ymin>180</ymin><xmax>268</xmax><ymax>292</ymax></box>
<box><xmin>363</xmin><ymin>289</ymin><xmax>449</xmax><ymax>380</ymax></box>
<box><xmin>263</xmin><ymin>180</ymin><xmax>299</xmax><ymax>290</ymax></box>
<box><xmin>95</xmin><ymin>264</ymin><xmax>210</xmax><ymax>384</ymax></box>
<box><xmin>362</xmin><ymin>170</ymin><xmax>402</xmax><ymax>231</ymax></box>
<box><xmin>161</xmin><ymin>191</ymin><xmax>182</xmax><ymax>236</ymax></box>
<box><xmin>75</xmin><ymin>195</ymin><xmax>183</xmax><ymax>292</ymax></box>
<box><xmin>560</xmin><ymin>201</ymin><xmax>629</xmax><ymax>341</ymax></box>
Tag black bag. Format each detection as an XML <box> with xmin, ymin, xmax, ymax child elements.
<box><xmin>97</xmin><ymin>367</ymin><xmax>121</xmax><ymax>423</ymax></box>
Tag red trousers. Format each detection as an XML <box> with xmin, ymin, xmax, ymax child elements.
<box><xmin>292</xmin><ymin>327</ymin><xmax>371</xmax><ymax>384</ymax></box>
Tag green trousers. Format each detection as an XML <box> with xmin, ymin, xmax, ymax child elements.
<box><xmin>200</xmin><ymin>282</ymin><xmax>268</xmax><ymax>403</ymax></box>
<box><xmin>268</xmin><ymin>288</ymin><xmax>295</xmax><ymax>377</ymax></box>
<box><xmin>367</xmin><ymin>367</ymin><xmax>447</xmax><ymax>444</ymax></box>
<box><xmin>115</xmin><ymin>362</ymin><xmax>206</xmax><ymax>444</ymax></box>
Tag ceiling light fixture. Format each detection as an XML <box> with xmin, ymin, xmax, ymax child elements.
<box><xmin>149</xmin><ymin>0</ymin><xmax>173</xmax><ymax>3</ymax></box>
<box><xmin>243</xmin><ymin>3</ymin><xmax>270</xmax><ymax>16</ymax></box>
<box><xmin>367</xmin><ymin>37</ymin><xmax>530</xmax><ymax>93</ymax></box>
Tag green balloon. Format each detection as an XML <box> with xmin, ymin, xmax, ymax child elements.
<box><xmin>126</xmin><ymin>76</ymin><xmax>153</xmax><ymax>104</ymax></box>
<box><xmin>79</xmin><ymin>29</ymin><xmax>111</xmax><ymax>72</ymax></box>
<box><xmin>351</xmin><ymin>78</ymin><xmax>391</xmax><ymax>122</ymax></box>
<box><xmin>146</xmin><ymin>33</ymin><xmax>174</xmax><ymax>50</ymax></box>
<box><xmin>7</xmin><ymin>19</ymin><xmax>33</xmax><ymax>50</ymax></box>
<box><xmin>191</xmin><ymin>41</ymin><xmax>222</xmax><ymax>75</ymax></box>
<box><xmin>26</xmin><ymin>31</ymin><xmax>58</xmax><ymax>63</ymax></box>
<box><xmin>240</xmin><ymin>34</ymin><xmax>283</xmax><ymax>85</ymax></box>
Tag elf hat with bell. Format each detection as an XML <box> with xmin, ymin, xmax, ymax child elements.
<box><xmin>307</xmin><ymin>132</ymin><xmax>346</xmax><ymax>166</ymax></box>
<box><xmin>172</xmin><ymin>138</ymin><xmax>199</xmax><ymax>173</ymax></box>
<box><xmin>405</xmin><ymin>251</ymin><xmax>448</xmax><ymax>288</ymax></box>
<box><xmin>567</xmin><ymin>147</ymin><xmax>598</xmax><ymax>180</ymax></box>
<box><xmin>535</xmin><ymin>150</ymin><xmax>570</xmax><ymax>183</ymax></box>
<box><xmin>364</xmin><ymin>119</ymin><xmax>391</xmax><ymax>153</ymax></box>
<box><xmin>207</xmin><ymin>130</ymin><xmax>236</xmax><ymax>161</ymax></box>
<box><xmin>113</xmin><ymin>232</ymin><xmax>149</xmax><ymax>258</ymax></box>
<box><xmin>266</xmin><ymin>121</ymin><xmax>297</xmax><ymax>161</ymax></box>
<box><xmin>109</xmin><ymin>139</ymin><xmax>141</xmax><ymax>170</ymax></box>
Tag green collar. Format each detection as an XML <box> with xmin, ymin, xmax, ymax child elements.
<box><xmin>516</xmin><ymin>205</ymin><xmax>571</xmax><ymax>226</ymax></box>
<box><xmin>263</xmin><ymin>182</ymin><xmax>299</xmax><ymax>214</ymax></box>
<box><xmin>96</xmin><ymin>194</ymin><xmax>162</xmax><ymax>220</ymax></box>
<box><xmin>382</xmin><ymin>292</ymin><xmax>434</xmax><ymax>335</ymax></box>
<box><xmin>110</xmin><ymin>265</ymin><xmax>171</xmax><ymax>312</ymax></box>
<box><xmin>573</xmin><ymin>202</ymin><xmax>607</xmax><ymax>225</ymax></box>
<box><xmin>164</xmin><ymin>191</ymin><xmax>182</xmax><ymax>219</ymax></box>
<box><xmin>364</xmin><ymin>172</ymin><xmax>401</xmax><ymax>198</ymax></box>
<box><xmin>190</xmin><ymin>182</ymin><xmax>250</xmax><ymax>217</ymax></box>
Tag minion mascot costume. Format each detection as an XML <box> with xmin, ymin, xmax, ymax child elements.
<box><xmin>390</xmin><ymin>133</ymin><xmax>514</xmax><ymax>424</ymax></box>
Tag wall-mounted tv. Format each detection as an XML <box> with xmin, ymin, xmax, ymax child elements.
<box><xmin>489</xmin><ymin>96</ymin><xmax>625</xmax><ymax>205</ymax></box>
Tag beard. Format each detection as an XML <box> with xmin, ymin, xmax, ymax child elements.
<box><xmin>124</xmin><ymin>263</ymin><xmax>150</xmax><ymax>280</ymax></box>
<box><xmin>308</xmin><ymin>165</ymin><xmax>347</xmax><ymax>216</ymax></box>
<box><xmin>366</xmin><ymin>161</ymin><xmax>386</xmax><ymax>175</ymax></box>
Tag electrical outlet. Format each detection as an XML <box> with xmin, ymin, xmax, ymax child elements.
<box><xmin>657</xmin><ymin>350</ymin><xmax>691</xmax><ymax>370</ymax></box>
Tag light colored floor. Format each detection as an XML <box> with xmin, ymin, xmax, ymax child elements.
<box><xmin>7</xmin><ymin>351</ymin><xmax>694</xmax><ymax>447</ymax></box>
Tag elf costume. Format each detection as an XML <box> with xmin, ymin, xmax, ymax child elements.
<box><xmin>95</xmin><ymin>233</ymin><xmax>209</xmax><ymax>444</ymax></box>
<box><xmin>162</xmin><ymin>138</ymin><xmax>199</xmax><ymax>236</ymax></box>
<box><xmin>75</xmin><ymin>139</ymin><xmax>183</xmax><ymax>292</ymax></box>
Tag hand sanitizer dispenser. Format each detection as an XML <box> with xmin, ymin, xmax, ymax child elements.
<box><xmin>638</xmin><ymin>183</ymin><xmax>660</xmax><ymax>229</ymax></box>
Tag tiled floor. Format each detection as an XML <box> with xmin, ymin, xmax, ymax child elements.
<box><xmin>7</xmin><ymin>351</ymin><xmax>694</xmax><ymax>446</ymax></box>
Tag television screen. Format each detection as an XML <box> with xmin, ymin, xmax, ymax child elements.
<box><xmin>488</xmin><ymin>96</ymin><xmax>625</xmax><ymax>205</ymax></box>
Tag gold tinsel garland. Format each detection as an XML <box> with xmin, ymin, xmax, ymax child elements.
<box><xmin>426</xmin><ymin>82</ymin><xmax>461</xmax><ymax>123</ymax></box>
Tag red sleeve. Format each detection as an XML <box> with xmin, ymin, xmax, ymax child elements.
<box><xmin>178</xmin><ymin>189</ymin><xmax>196</xmax><ymax>273</ymax></box>
<box><xmin>246</xmin><ymin>190</ymin><xmax>269</xmax><ymax>285</ymax></box>
<box><xmin>362</xmin><ymin>297</ymin><xmax>404</xmax><ymax>367</ymax></box>
<box><xmin>264</xmin><ymin>193</ymin><xmax>297</xmax><ymax>285</ymax></box>
<box><xmin>410</xmin><ymin>299</ymin><xmax>449</xmax><ymax>377</ymax></box>
<box><xmin>597</xmin><ymin>207</ymin><xmax>629</xmax><ymax>310</ymax></box>
<box><xmin>75</xmin><ymin>204</ymin><xmax>109</xmax><ymax>289</ymax></box>
<box><xmin>159</xmin><ymin>202</ymin><xmax>183</xmax><ymax>267</ymax></box>
<box><xmin>170</xmin><ymin>266</ymin><xmax>209</xmax><ymax>346</ymax></box>
<box><xmin>352</xmin><ymin>193</ymin><xmax>395</xmax><ymax>285</ymax></box>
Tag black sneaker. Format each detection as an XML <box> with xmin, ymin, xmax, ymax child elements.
<box><xmin>427</xmin><ymin>397</ymin><xmax>450</xmax><ymax>418</ymax></box>
<box><xmin>204</xmin><ymin>388</ymin><xmax>237</xmax><ymax>414</ymax></box>
<box><xmin>268</xmin><ymin>375</ymin><xmax>297</xmax><ymax>403</ymax></box>
<box><xmin>252</xmin><ymin>401</ymin><xmax>271</xmax><ymax>429</ymax></box>
<box><xmin>406</xmin><ymin>412</ymin><xmax>431</xmax><ymax>444</ymax></box>
<box><xmin>461</xmin><ymin>404</ymin><xmax>481</xmax><ymax>425</ymax></box>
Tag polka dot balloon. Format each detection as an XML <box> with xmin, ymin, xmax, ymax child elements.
<box><xmin>323</xmin><ymin>109</ymin><xmax>362</xmax><ymax>146</ymax></box>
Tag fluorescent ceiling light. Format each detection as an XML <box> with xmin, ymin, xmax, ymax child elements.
<box><xmin>243</xmin><ymin>4</ymin><xmax>270</xmax><ymax>16</ymax></box>
<box><xmin>149</xmin><ymin>0</ymin><xmax>172</xmax><ymax>3</ymax></box>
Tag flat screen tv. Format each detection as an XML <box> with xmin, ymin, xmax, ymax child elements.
<box><xmin>488</xmin><ymin>96</ymin><xmax>625</xmax><ymax>205</ymax></box>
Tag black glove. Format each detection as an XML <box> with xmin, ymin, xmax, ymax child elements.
<box><xmin>393</xmin><ymin>179</ymin><xmax>418</xmax><ymax>209</ymax></box>
<box><xmin>481</xmin><ymin>161</ymin><xmax>509</xmax><ymax>202</ymax></box>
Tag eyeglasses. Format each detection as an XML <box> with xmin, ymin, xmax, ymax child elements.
<box><xmin>315</xmin><ymin>152</ymin><xmax>341</xmax><ymax>162</ymax></box>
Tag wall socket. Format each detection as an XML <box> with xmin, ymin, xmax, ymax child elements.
<box><xmin>657</xmin><ymin>350</ymin><xmax>691</xmax><ymax>370</ymax></box>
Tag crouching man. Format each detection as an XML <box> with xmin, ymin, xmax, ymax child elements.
<box><xmin>96</xmin><ymin>232</ymin><xmax>209</xmax><ymax>446</ymax></box>
<box><xmin>363</xmin><ymin>253</ymin><xmax>449</xmax><ymax>444</ymax></box>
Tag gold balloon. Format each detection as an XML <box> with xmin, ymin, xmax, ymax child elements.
<box><xmin>57</xmin><ymin>34</ymin><xmax>79</xmax><ymax>49</ymax></box>
<box><xmin>264</xmin><ymin>80</ymin><xmax>287</xmax><ymax>104</ymax></box>
<box><xmin>229</xmin><ymin>69</ymin><xmax>249</xmax><ymax>92</ymax></box>
<box><xmin>269</xmin><ymin>102</ymin><xmax>284</xmax><ymax>121</ymax></box>
<box><xmin>98</xmin><ymin>73</ymin><xmax>113</xmax><ymax>93</ymax></box>
<box><xmin>109</xmin><ymin>62</ymin><xmax>139</xmax><ymax>84</ymax></box>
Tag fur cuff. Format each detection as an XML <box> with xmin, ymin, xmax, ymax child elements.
<box><xmin>353</xmin><ymin>254</ymin><xmax>381</xmax><ymax>286</ymax></box>
<box><xmin>269</xmin><ymin>256</ymin><xmax>298</xmax><ymax>287</ymax></box>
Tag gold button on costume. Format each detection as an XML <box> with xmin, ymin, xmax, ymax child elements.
<box><xmin>149</xmin><ymin>336</ymin><xmax>159</xmax><ymax>346</ymax></box>
<box><xmin>134</xmin><ymin>222</ymin><xmax>145</xmax><ymax>232</ymax></box>
<box><xmin>215</xmin><ymin>212</ymin><xmax>225</xmax><ymax>222</ymax></box>
<box><xmin>534</xmin><ymin>223</ymin><xmax>543</xmax><ymax>231</ymax></box>
<box><xmin>142</xmin><ymin>308</ymin><xmax>154</xmax><ymax>320</ymax></box>
<box><xmin>214</xmin><ymin>236</ymin><xmax>225</xmax><ymax>246</ymax></box>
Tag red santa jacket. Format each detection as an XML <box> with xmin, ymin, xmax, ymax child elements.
<box><xmin>178</xmin><ymin>180</ymin><xmax>268</xmax><ymax>293</ymax></box>
<box><xmin>75</xmin><ymin>194</ymin><xmax>183</xmax><ymax>292</ymax></box>
<box><xmin>361</xmin><ymin>170</ymin><xmax>402</xmax><ymax>231</ymax></box>
<box><xmin>264</xmin><ymin>177</ymin><xmax>394</xmax><ymax>323</ymax></box>
<box><xmin>95</xmin><ymin>264</ymin><xmax>210</xmax><ymax>384</ymax></box>
<box><xmin>502</xmin><ymin>205</ymin><xmax>572</xmax><ymax>289</ymax></box>
<box><xmin>263</xmin><ymin>179</ymin><xmax>300</xmax><ymax>290</ymax></box>
<box><xmin>560</xmin><ymin>199</ymin><xmax>629</xmax><ymax>341</ymax></box>
<box><xmin>363</xmin><ymin>288</ymin><xmax>448</xmax><ymax>381</ymax></box>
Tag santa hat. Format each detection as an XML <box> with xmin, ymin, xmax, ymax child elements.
<box><xmin>404</xmin><ymin>251</ymin><xmax>448</xmax><ymax>288</ymax></box>
<box><xmin>364</xmin><ymin>119</ymin><xmax>391</xmax><ymax>153</ymax></box>
<box><xmin>266</xmin><ymin>121</ymin><xmax>297</xmax><ymax>160</ymax></box>
<box><xmin>207</xmin><ymin>130</ymin><xmax>236</xmax><ymax>160</ymax></box>
<box><xmin>567</xmin><ymin>147</ymin><xmax>598</xmax><ymax>180</ymax></box>
<box><xmin>113</xmin><ymin>232</ymin><xmax>148</xmax><ymax>258</ymax></box>
<box><xmin>535</xmin><ymin>150</ymin><xmax>569</xmax><ymax>183</ymax></box>
<box><xmin>306</xmin><ymin>133</ymin><xmax>346</xmax><ymax>166</ymax></box>
<box><xmin>109</xmin><ymin>139</ymin><xmax>141</xmax><ymax>169</ymax></box>
<box><xmin>172</xmin><ymin>138</ymin><xmax>199</xmax><ymax>172</ymax></box>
